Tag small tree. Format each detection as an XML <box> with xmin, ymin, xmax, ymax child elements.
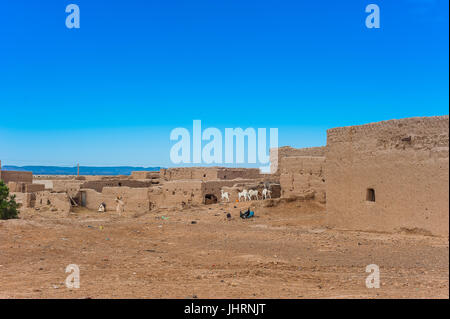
<box><xmin>0</xmin><ymin>180</ymin><xmax>19</xmax><ymax>220</ymax></box>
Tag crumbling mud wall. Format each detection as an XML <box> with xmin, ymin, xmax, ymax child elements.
<box><xmin>160</xmin><ymin>167</ymin><xmax>263</xmax><ymax>182</ymax></box>
<box><xmin>52</xmin><ymin>180</ymin><xmax>84</xmax><ymax>198</ymax></box>
<box><xmin>279</xmin><ymin>156</ymin><xmax>326</xmax><ymax>203</ymax></box>
<box><xmin>8</xmin><ymin>180</ymin><xmax>46</xmax><ymax>194</ymax></box>
<box><xmin>160</xmin><ymin>168</ymin><xmax>220</xmax><ymax>181</ymax></box>
<box><xmin>34</xmin><ymin>191</ymin><xmax>72</xmax><ymax>213</ymax></box>
<box><xmin>0</xmin><ymin>170</ymin><xmax>33</xmax><ymax>184</ymax></box>
<box><xmin>270</xmin><ymin>146</ymin><xmax>325</xmax><ymax>174</ymax></box>
<box><xmin>131</xmin><ymin>171</ymin><xmax>160</xmax><ymax>180</ymax></box>
<box><xmin>81</xmin><ymin>187</ymin><xmax>151</xmax><ymax>213</ymax></box>
<box><xmin>32</xmin><ymin>175</ymin><xmax>126</xmax><ymax>191</ymax></box>
<box><xmin>326</xmin><ymin>116</ymin><xmax>449</xmax><ymax>236</ymax></box>
<box><xmin>24</xmin><ymin>183</ymin><xmax>46</xmax><ymax>193</ymax></box>
<box><xmin>81</xmin><ymin>181</ymin><xmax>206</xmax><ymax>212</ymax></box>
<box><xmin>11</xmin><ymin>192</ymin><xmax>35</xmax><ymax>208</ymax></box>
<box><xmin>102</xmin><ymin>187</ymin><xmax>150</xmax><ymax>212</ymax></box>
<box><xmin>202</xmin><ymin>180</ymin><xmax>246</xmax><ymax>203</ymax></box>
<box><xmin>8</xmin><ymin>182</ymin><xmax>27</xmax><ymax>193</ymax></box>
<box><xmin>80</xmin><ymin>180</ymin><xmax>154</xmax><ymax>193</ymax></box>
<box><xmin>32</xmin><ymin>180</ymin><xmax>54</xmax><ymax>190</ymax></box>
<box><xmin>216</xmin><ymin>168</ymin><xmax>261</xmax><ymax>180</ymax></box>
<box><xmin>157</xmin><ymin>180</ymin><xmax>204</xmax><ymax>208</ymax></box>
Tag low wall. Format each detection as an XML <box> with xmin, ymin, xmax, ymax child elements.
<box><xmin>8</xmin><ymin>182</ymin><xmax>45</xmax><ymax>193</ymax></box>
<box><xmin>11</xmin><ymin>192</ymin><xmax>34</xmax><ymax>208</ymax></box>
<box><xmin>279</xmin><ymin>156</ymin><xmax>326</xmax><ymax>203</ymax></box>
<box><xmin>34</xmin><ymin>191</ymin><xmax>71</xmax><ymax>213</ymax></box>
<box><xmin>0</xmin><ymin>170</ymin><xmax>33</xmax><ymax>184</ymax></box>
<box><xmin>80</xmin><ymin>180</ymin><xmax>154</xmax><ymax>193</ymax></box>
<box><xmin>160</xmin><ymin>167</ymin><xmax>219</xmax><ymax>181</ymax></box>
<box><xmin>157</xmin><ymin>180</ymin><xmax>204</xmax><ymax>208</ymax></box>
<box><xmin>25</xmin><ymin>183</ymin><xmax>45</xmax><ymax>193</ymax></box>
<box><xmin>131</xmin><ymin>171</ymin><xmax>160</xmax><ymax>180</ymax></box>
<box><xmin>81</xmin><ymin>187</ymin><xmax>151</xmax><ymax>213</ymax></box>
<box><xmin>270</xmin><ymin>146</ymin><xmax>325</xmax><ymax>174</ymax></box>
<box><xmin>32</xmin><ymin>180</ymin><xmax>54</xmax><ymax>190</ymax></box>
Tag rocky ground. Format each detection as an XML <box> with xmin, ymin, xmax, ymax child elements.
<box><xmin>0</xmin><ymin>199</ymin><xmax>448</xmax><ymax>299</ymax></box>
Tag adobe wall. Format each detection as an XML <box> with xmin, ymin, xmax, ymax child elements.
<box><xmin>11</xmin><ymin>192</ymin><xmax>35</xmax><ymax>208</ymax></box>
<box><xmin>8</xmin><ymin>182</ymin><xmax>26</xmax><ymax>193</ymax></box>
<box><xmin>102</xmin><ymin>187</ymin><xmax>150</xmax><ymax>212</ymax></box>
<box><xmin>160</xmin><ymin>167</ymin><xmax>262</xmax><ymax>182</ymax></box>
<box><xmin>326</xmin><ymin>115</ymin><xmax>449</xmax><ymax>236</ymax></box>
<box><xmin>7</xmin><ymin>182</ymin><xmax>45</xmax><ymax>193</ymax></box>
<box><xmin>0</xmin><ymin>170</ymin><xmax>33</xmax><ymax>184</ymax></box>
<box><xmin>131</xmin><ymin>171</ymin><xmax>160</xmax><ymax>180</ymax></box>
<box><xmin>279</xmin><ymin>156</ymin><xmax>326</xmax><ymax>203</ymax></box>
<box><xmin>81</xmin><ymin>181</ymin><xmax>207</xmax><ymax>212</ymax></box>
<box><xmin>147</xmin><ymin>186</ymin><xmax>165</xmax><ymax>209</ymax></box>
<box><xmin>33</xmin><ymin>175</ymin><xmax>77</xmax><ymax>180</ymax></box>
<box><xmin>80</xmin><ymin>180</ymin><xmax>154</xmax><ymax>193</ymax></box>
<box><xmin>34</xmin><ymin>191</ymin><xmax>71</xmax><ymax>213</ymax></box>
<box><xmin>156</xmin><ymin>180</ymin><xmax>204</xmax><ymax>208</ymax></box>
<box><xmin>202</xmin><ymin>180</ymin><xmax>246</xmax><ymax>203</ymax></box>
<box><xmin>149</xmin><ymin>178</ymin><xmax>276</xmax><ymax>208</ymax></box>
<box><xmin>270</xmin><ymin>146</ymin><xmax>325</xmax><ymax>174</ymax></box>
<box><xmin>52</xmin><ymin>180</ymin><xmax>84</xmax><ymax>198</ymax></box>
<box><xmin>25</xmin><ymin>183</ymin><xmax>46</xmax><ymax>193</ymax></box>
<box><xmin>216</xmin><ymin>168</ymin><xmax>261</xmax><ymax>180</ymax></box>
<box><xmin>32</xmin><ymin>180</ymin><xmax>54</xmax><ymax>190</ymax></box>
<box><xmin>33</xmin><ymin>175</ymin><xmax>131</xmax><ymax>181</ymax></box>
<box><xmin>160</xmin><ymin>167</ymin><xmax>219</xmax><ymax>181</ymax></box>
<box><xmin>81</xmin><ymin>187</ymin><xmax>151</xmax><ymax>213</ymax></box>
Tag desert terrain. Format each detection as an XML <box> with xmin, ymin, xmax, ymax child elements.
<box><xmin>0</xmin><ymin>198</ymin><xmax>448</xmax><ymax>299</ymax></box>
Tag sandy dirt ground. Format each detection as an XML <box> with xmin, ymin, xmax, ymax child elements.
<box><xmin>0</xmin><ymin>199</ymin><xmax>448</xmax><ymax>299</ymax></box>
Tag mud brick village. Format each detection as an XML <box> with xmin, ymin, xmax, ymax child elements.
<box><xmin>0</xmin><ymin>115</ymin><xmax>448</xmax><ymax>298</ymax></box>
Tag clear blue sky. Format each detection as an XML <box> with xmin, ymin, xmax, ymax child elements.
<box><xmin>0</xmin><ymin>0</ymin><xmax>448</xmax><ymax>167</ymax></box>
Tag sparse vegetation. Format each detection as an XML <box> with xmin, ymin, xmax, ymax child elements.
<box><xmin>0</xmin><ymin>180</ymin><xmax>19</xmax><ymax>220</ymax></box>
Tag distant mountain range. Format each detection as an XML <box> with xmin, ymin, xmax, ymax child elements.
<box><xmin>1</xmin><ymin>165</ymin><xmax>162</xmax><ymax>176</ymax></box>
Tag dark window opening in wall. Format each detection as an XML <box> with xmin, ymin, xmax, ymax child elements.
<box><xmin>204</xmin><ymin>194</ymin><xmax>217</xmax><ymax>205</ymax></box>
<box><xmin>118</xmin><ymin>182</ymin><xmax>122</xmax><ymax>187</ymax></box>
<box><xmin>366</xmin><ymin>188</ymin><xmax>375</xmax><ymax>202</ymax></box>
<box><xmin>203</xmin><ymin>174</ymin><xmax>206</xmax><ymax>178</ymax></box>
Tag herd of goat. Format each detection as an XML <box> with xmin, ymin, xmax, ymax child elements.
<box><xmin>220</xmin><ymin>188</ymin><xmax>272</xmax><ymax>202</ymax></box>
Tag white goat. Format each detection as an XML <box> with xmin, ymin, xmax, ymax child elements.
<box><xmin>262</xmin><ymin>188</ymin><xmax>272</xmax><ymax>200</ymax></box>
<box><xmin>248</xmin><ymin>189</ymin><xmax>259</xmax><ymax>200</ymax></box>
<box><xmin>238</xmin><ymin>189</ymin><xmax>249</xmax><ymax>202</ymax></box>
<box><xmin>221</xmin><ymin>190</ymin><xmax>230</xmax><ymax>202</ymax></box>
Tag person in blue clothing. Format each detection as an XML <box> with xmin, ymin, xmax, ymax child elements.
<box><xmin>240</xmin><ymin>208</ymin><xmax>254</xmax><ymax>219</ymax></box>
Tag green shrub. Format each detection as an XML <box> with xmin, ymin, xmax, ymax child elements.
<box><xmin>0</xmin><ymin>180</ymin><xmax>19</xmax><ymax>220</ymax></box>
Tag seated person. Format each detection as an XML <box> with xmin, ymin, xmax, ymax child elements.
<box><xmin>240</xmin><ymin>208</ymin><xmax>254</xmax><ymax>219</ymax></box>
